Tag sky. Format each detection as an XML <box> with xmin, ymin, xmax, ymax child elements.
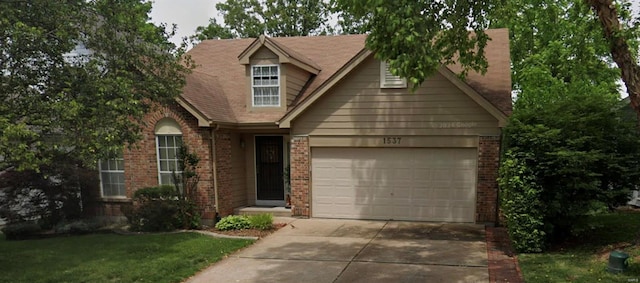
<box><xmin>149</xmin><ymin>0</ymin><xmax>221</xmax><ymax>46</ymax></box>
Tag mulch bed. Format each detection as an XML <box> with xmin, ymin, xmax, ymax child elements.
<box><xmin>486</xmin><ymin>226</ymin><xmax>524</xmax><ymax>283</ymax></box>
<box><xmin>206</xmin><ymin>223</ymin><xmax>288</xmax><ymax>238</ymax></box>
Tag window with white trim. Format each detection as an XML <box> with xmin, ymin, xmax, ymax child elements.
<box><xmin>99</xmin><ymin>152</ymin><xmax>125</xmax><ymax>198</ymax></box>
<box><xmin>252</xmin><ymin>65</ymin><xmax>280</xmax><ymax>106</ymax></box>
<box><xmin>380</xmin><ymin>61</ymin><xmax>407</xmax><ymax>88</ymax></box>
<box><xmin>157</xmin><ymin>135</ymin><xmax>183</xmax><ymax>186</ymax></box>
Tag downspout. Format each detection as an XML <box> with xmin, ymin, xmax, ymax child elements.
<box><xmin>211</xmin><ymin>124</ymin><xmax>221</xmax><ymax>222</ymax></box>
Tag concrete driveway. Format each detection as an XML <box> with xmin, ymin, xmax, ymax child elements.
<box><xmin>187</xmin><ymin>218</ymin><xmax>488</xmax><ymax>283</ymax></box>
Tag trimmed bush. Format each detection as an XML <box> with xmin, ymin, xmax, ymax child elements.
<box><xmin>215</xmin><ymin>215</ymin><xmax>251</xmax><ymax>231</ymax></box>
<box><xmin>1</xmin><ymin>222</ymin><xmax>42</xmax><ymax>240</ymax></box>
<box><xmin>247</xmin><ymin>214</ymin><xmax>273</xmax><ymax>230</ymax></box>
<box><xmin>133</xmin><ymin>185</ymin><xmax>178</xmax><ymax>200</ymax></box>
<box><xmin>124</xmin><ymin>186</ymin><xmax>200</xmax><ymax>232</ymax></box>
<box><xmin>54</xmin><ymin>220</ymin><xmax>101</xmax><ymax>235</ymax></box>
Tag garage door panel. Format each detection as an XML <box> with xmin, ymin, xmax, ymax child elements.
<box><xmin>312</xmin><ymin>147</ymin><xmax>477</xmax><ymax>222</ymax></box>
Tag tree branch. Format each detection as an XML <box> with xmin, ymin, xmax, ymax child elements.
<box><xmin>586</xmin><ymin>0</ymin><xmax>640</xmax><ymax>115</ymax></box>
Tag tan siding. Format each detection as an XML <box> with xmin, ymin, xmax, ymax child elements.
<box><xmin>309</xmin><ymin>136</ymin><xmax>479</xmax><ymax>148</ymax></box>
<box><xmin>292</xmin><ymin>56</ymin><xmax>500</xmax><ymax>136</ymax></box>
<box><xmin>244</xmin><ymin>134</ymin><xmax>256</xmax><ymax>205</ymax></box>
<box><xmin>285</xmin><ymin>65</ymin><xmax>310</xmax><ymax>106</ymax></box>
<box><xmin>230</xmin><ymin>132</ymin><xmax>247</xmax><ymax>208</ymax></box>
<box><xmin>294</xmin><ymin>128</ymin><xmax>501</xmax><ymax>136</ymax></box>
<box><xmin>250</xmin><ymin>46</ymin><xmax>278</xmax><ymax>61</ymax></box>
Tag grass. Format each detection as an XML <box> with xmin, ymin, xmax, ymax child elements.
<box><xmin>519</xmin><ymin>211</ymin><xmax>640</xmax><ymax>282</ymax></box>
<box><xmin>0</xmin><ymin>232</ymin><xmax>254</xmax><ymax>283</ymax></box>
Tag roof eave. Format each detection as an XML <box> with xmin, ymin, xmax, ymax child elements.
<box><xmin>238</xmin><ymin>35</ymin><xmax>321</xmax><ymax>75</ymax></box>
<box><xmin>175</xmin><ymin>96</ymin><xmax>212</xmax><ymax>127</ymax></box>
<box><xmin>437</xmin><ymin>66</ymin><xmax>509</xmax><ymax>127</ymax></box>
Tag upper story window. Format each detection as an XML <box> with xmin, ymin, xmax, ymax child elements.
<box><xmin>154</xmin><ymin>118</ymin><xmax>183</xmax><ymax>186</ymax></box>
<box><xmin>99</xmin><ymin>151</ymin><xmax>126</xmax><ymax>198</ymax></box>
<box><xmin>380</xmin><ymin>61</ymin><xmax>407</xmax><ymax>89</ymax></box>
<box><xmin>252</xmin><ymin>65</ymin><xmax>280</xmax><ymax>107</ymax></box>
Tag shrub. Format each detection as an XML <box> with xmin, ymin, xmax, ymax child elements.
<box><xmin>55</xmin><ymin>220</ymin><xmax>101</xmax><ymax>235</ymax></box>
<box><xmin>499</xmin><ymin>151</ymin><xmax>546</xmax><ymax>253</ymax></box>
<box><xmin>124</xmin><ymin>186</ymin><xmax>198</xmax><ymax>232</ymax></box>
<box><xmin>500</xmin><ymin>90</ymin><xmax>640</xmax><ymax>251</ymax></box>
<box><xmin>215</xmin><ymin>215</ymin><xmax>251</xmax><ymax>231</ymax></box>
<box><xmin>0</xmin><ymin>157</ymin><xmax>89</xmax><ymax>228</ymax></box>
<box><xmin>133</xmin><ymin>185</ymin><xmax>178</xmax><ymax>200</ymax></box>
<box><xmin>124</xmin><ymin>146</ymin><xmax>203</xmax><ymax>232</ymax></box>
<box><xmin>247</xmin><ymin>214</ymin><xmax>273</xmax><ymax>230</ymax></box>
<box><xmin>1</xmin><ymin>222</ymin><xmax>42</xmax><ymax>240</ymax></box>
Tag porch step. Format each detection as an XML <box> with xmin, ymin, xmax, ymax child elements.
<box><xmin>234</xmin><ymin>206</ymin><xmax>292</xmax><ymax>217</ymax></box>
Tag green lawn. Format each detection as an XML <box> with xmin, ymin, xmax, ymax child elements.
<box><xmin>519</xmin><ymin>211</ymin><xmax>640</xmax><ymax>282</ymax></box>
<box><xmin>0</xmin><ymin>232</ymin><xmax>253</xmax><ymax>283</ymax></box>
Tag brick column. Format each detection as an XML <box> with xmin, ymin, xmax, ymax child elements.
<box><xmin>215</xmin><ymin>130</ymin><xmax>234</xmax><ymax>216</ymax></box>
<box><xmin>290</xmin><ymin>136</ymin><xmax>310</xmax><ymax>217</ymax></box>
<box><xmin>476</xmin><ymin>136</ymin><xmax>501</xmax><ymax>223</ymax></box>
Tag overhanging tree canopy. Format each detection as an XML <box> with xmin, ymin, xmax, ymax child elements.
<box><xmin>337</xmin><ymin>0</ymin><xmax>640</xmax><ymax>113</ymax></box>
<box><xmin>0</xmin><ymin>0</ymin><xmax>193</xmax><ymax>171</ymax></box>
<box><xmin>192</xmin><ymin>0</ymin><xmax>333</xmax><ymax>41</ymax></box>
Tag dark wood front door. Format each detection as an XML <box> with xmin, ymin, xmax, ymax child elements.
<box><xmin>255</xmin><ymin>136</ymin><xmax>284</xmax><ymax>201</ymax></box>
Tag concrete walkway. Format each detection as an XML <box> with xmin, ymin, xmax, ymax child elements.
<box><xmin>187</xmin><ymin>218</ymin><xmax>488</xmax><ymax>283</ymax></box>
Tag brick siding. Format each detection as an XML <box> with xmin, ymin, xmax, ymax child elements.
<box><xmin>214</xmin><ymin>130</ymin><xmax>234</xmax><ymax>217</ymax></box>
<box><xmin>83</xmin><ymin>102</ymin><xmax>217</xmax><ymax>222</ymax></box>
<box><xmin>476</xmin><ymin>135</ymin><xmax>501</xmax><ymax>223</ymax></box>
<box><xmin>290</xmin><ymin>136</ymin><xmax>310</xmax><ymax>217</ymax></box>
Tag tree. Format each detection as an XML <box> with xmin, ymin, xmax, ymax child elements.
<box><xmin>337</xmin><ymin>0</ymin><xmax>500</xmax><ymax>87</ymax></box>
<box><xmin>0</xmin><ymin>0</ymin><xmax>193</xmax><ymax>171</ymax></box>
<box><xmin>495</xmin><ymin>0</ymin><xmax>640</xmax><ymax>251</ymax></box>
<box><xmin>586</xmin><ymin>0</ymin><xmax>640</xmax><ymax>115</ymax></box>
<box><xmin>192</xmin><ymin>0</ymin><xmax>332</xmax><ymax>41</ymax></box>
<box><xmin>337</xmin><ymin>0</ymin><xmax>640</xmax><ymax>113</ymax></box>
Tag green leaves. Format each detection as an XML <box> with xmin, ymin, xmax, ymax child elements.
<box><xmin>495</xmin><ymin>0</ymin><xmax>640</xmax><ymax>251</ymax></box>
<box><xmin>193</xmin><ymin>0</ymin><xmax>333</xmax><ymax>41</ymax></box>
<box><xmin>338</xmin><ymin>0</ymin><xmax>497</xmax><ymax>88</ymax></box>
<box><xmin>0</xmin><ymin>0</ymin><xmax>193</xmax><ymax>170</ymax></box>
<box><xmin>499</xmin><ymin>151</ymin><xmax>546</xmax><ymax>253</ymax></box>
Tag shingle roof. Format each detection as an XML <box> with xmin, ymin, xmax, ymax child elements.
<box><xmin>181</xmin><ymin>29</ymin><xmax>511</xmax><ymax>125</ymax></box>
<box><xmin>449</xmin><ymin>28</ymin><xmax>512</xmax><ymax>115</ymax></box>
<box><xmin>180</xmin><ymin>71</ymin><xmax>235</xmax><ymax>124</ymax></box>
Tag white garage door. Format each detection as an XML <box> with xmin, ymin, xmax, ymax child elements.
<box><xmin>311</xmin><ymin>148</ymin><xmax>477</xmax><ymax>222</ymax></box>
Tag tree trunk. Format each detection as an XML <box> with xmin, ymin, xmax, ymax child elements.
<box><xmin>586</xmin><ymin>0</ymin><xmax>640</xmax><ymax>119</ymax></box>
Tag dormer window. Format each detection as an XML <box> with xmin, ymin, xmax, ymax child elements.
<box><xmin>380</xmin><ymin>61</ymin><xmax>407</xmax><ymax>88</ymax></box>
<box><xmin>252</xmin><ymin>65</ymin><xmax>280</xmax><ymax>107</ymax></box>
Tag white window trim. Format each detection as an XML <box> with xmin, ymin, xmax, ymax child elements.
<box><xmin>380</xmin><ymin>61</ymin><xmax>408</xmax><ymax>89</ymax></box>
<box><xmin>98</xmin><ymin>156</ymin><xmax>126</xmax><ymax>199</ymax></box>
<box><xmin>155</xmin><ymin>135</ymin><xmax>183</xmax><ymax>186</ymax></box>
<box><xmin>251</xmin><ymin>64</ymin><xmax>281</xmax><ymax>107</ymax></box>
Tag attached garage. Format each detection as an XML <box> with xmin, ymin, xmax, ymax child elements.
<box><xmin>281</xmin><ymin>37</ymin><xmax>511</xmax><ymax>223</ymax></box>
<box><xmin>311</xmin><ymin>147</ymin><xmax>477</xmax><ymax>222</ymax></box>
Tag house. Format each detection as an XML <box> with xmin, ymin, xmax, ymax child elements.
<box><xmin>84</xmin><ymin>29</ymin><xmax>512</xmax><ymax>224</ymax></box>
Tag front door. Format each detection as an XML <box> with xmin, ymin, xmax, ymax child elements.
<box><xmin>255</xmin><ymin>136</ymin><xmax>284</xmax><ymax>205</ymax></box>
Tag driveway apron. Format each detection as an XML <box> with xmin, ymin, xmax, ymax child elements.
<box><xmin>187</xmin><ymin>219</ymin><xmax>488</xmax><ymax>283</ymax></box>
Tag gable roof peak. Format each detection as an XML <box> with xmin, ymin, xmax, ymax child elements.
<box><xmin>238</xmin><ymin>35</ymin><xmax>321</xmax><ymax>74</ymax></box>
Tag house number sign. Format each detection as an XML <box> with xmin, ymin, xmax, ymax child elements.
<box><xmin>382</xmin><ymin>137</ymin><xmax>402</xmax><ymax>145</ymax></box>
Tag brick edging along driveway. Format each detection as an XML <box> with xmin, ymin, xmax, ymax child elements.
<box><xmin>486</xmin><ymin>227</ymin><xmax>524</xmax><ymax>283</ymax></box>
